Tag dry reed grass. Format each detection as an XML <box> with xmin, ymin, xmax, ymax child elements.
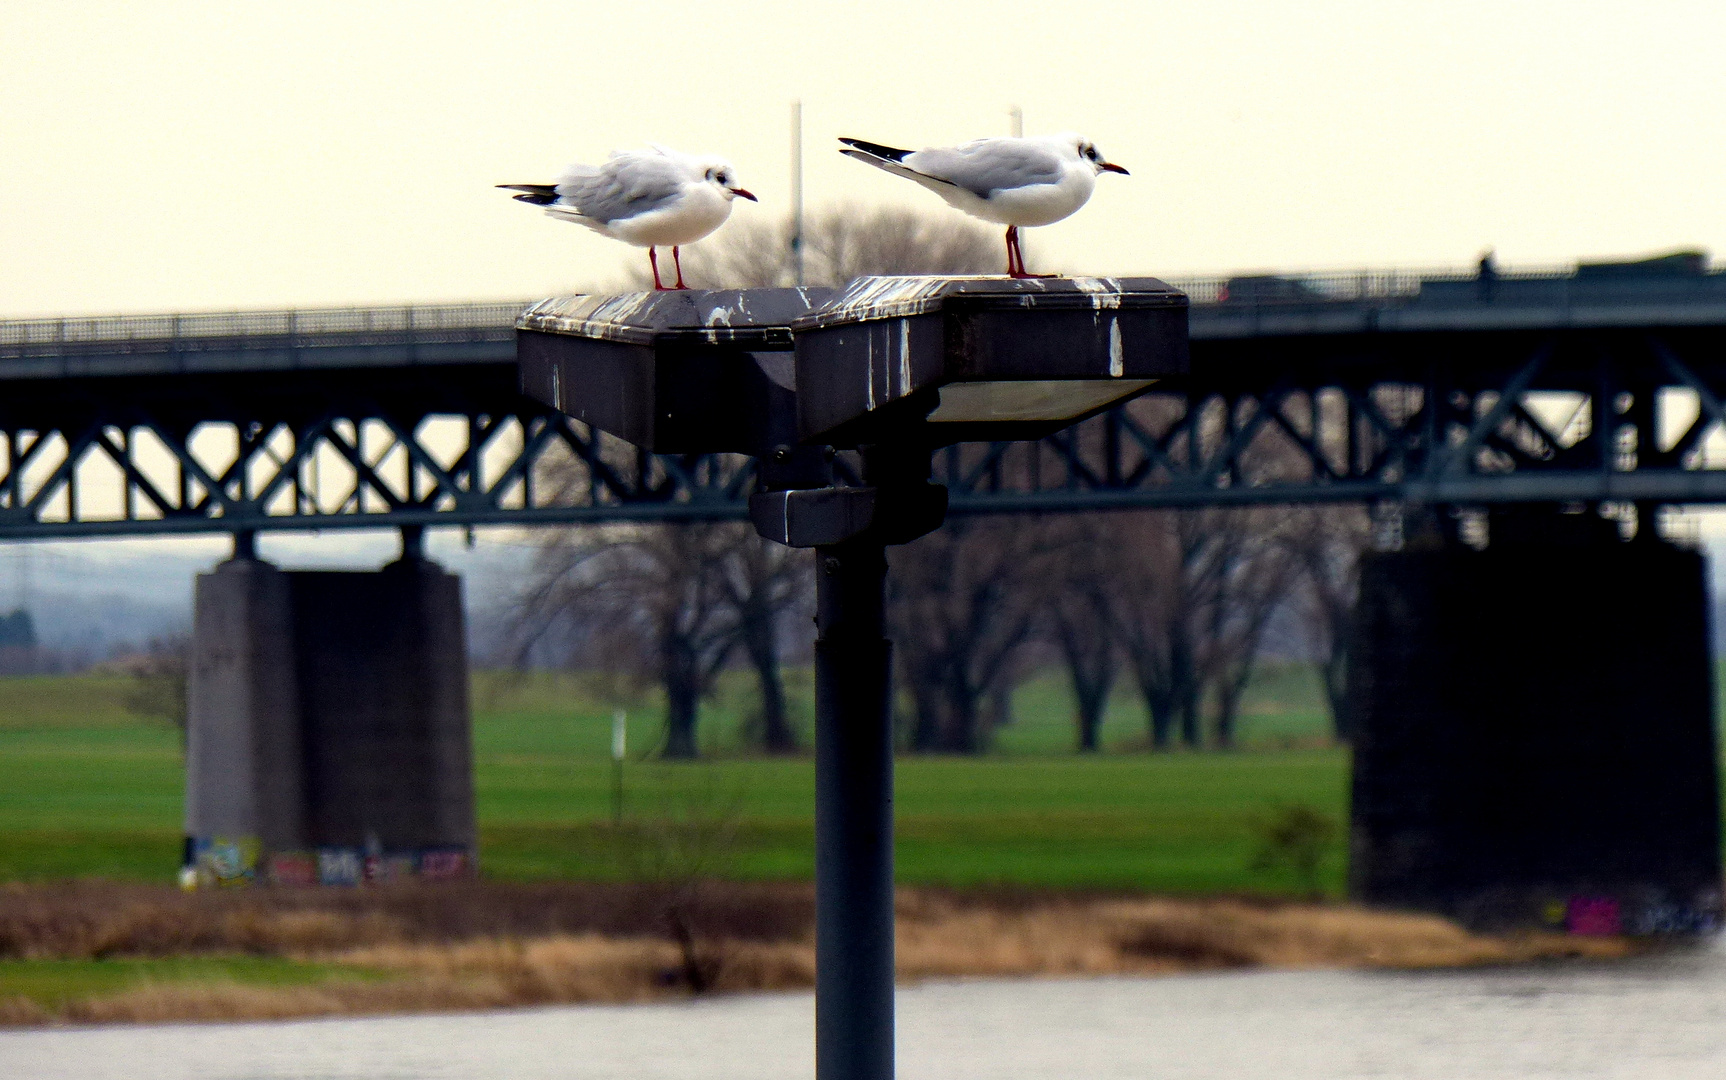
<box><xmin>0</xmin><ymin>881</ymin><xmax>1634</xmax><ymax>1027</ymax></box>
<box><xmin>0</xmin><ymin>879</ymin><xmax>810</xmax><ymax>959</ymax></box>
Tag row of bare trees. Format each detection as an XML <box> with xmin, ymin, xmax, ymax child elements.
<box><xmin>505</xmin><ymin>503</ymin><xmax>1369</xmax><ymax>757</ymax></box>
<box><xmin>883</xmin><ymin>503</ymin><xmax>1370</xmax><ymax>755</ymax></box>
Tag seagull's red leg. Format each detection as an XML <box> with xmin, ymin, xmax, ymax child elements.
<box><xmin>648</xmin><ymin>247</ymin><xmax>666</xmax><ymax>291</ymax></box>
<box><xmin>672</xmin><ymin>246</ymin><xmax>687</xmax><ymax>290</ymax></box>
<box><xmin>1008</xmin><ymin>227</ymin><xmax>1055</xmax><ymax>279</ymax></box>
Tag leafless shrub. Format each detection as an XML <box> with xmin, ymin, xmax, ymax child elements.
<box><xmin>119</xmin><ymin>635</ymin><xmax>190</xmax><ymax>741</ymax></box>
<box><xmin>611</xmin><ymin>769</ymin><xmax>747</xmax><ymax>992</ymax></box>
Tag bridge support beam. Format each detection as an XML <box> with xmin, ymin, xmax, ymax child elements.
<box><xmin>1348</xmin><ymin>517</ymin><xmax>1722</xmax><ymax>933</ymax></box>
<box><xmin>185</xmin><ymin>552</ymin><xmax>475</xmax><ymax>885</ymax></box>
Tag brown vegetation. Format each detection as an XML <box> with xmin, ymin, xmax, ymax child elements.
<box><xmin>0</xmin><ymin>880</ymin><xmax>1633</xmax><ymax>1027</ymax></box>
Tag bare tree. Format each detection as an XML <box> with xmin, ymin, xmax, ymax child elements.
<box><xmin>1041</xmin><ymin>515</ymin><xmax>1121</xmax><ymax>752</ymax></box>
<box><xmin>512</xmin><ymin>522</ymin><xmax>739</xmax><ymax>758</ymax></box>
<box><xmin>719</xmin><ymin>536</ymin><xmax>811</xmax><ymax>753</ymax></box>
<box><xmin>802</xmin><ymin>207</ymin><xmax>1001</xmax><ymax>282</ymax></box>
<box><xmin>1286</xmin><ymin>505</ymin><xmax>1374</xmax><ymax>742</ymax></box>
<box><xmin>889</xmin><ymin>516</ymin><xmax>1051</xmax><ymax>753</ymax></box>
<box><xmin>1104</xmin><ymin>505</ymin><xmax>1305</xmax><ymax>750</ymax></box>
<box><xmin>1107</xmin><ymin>510</ymin><xmax>1202</xmax><ymax>748</ymax></box>
<box><xmin>632</xmin><ymin>206</ymin><xmax>1000</xmax><ymax>289</ymax></box>
<box><xmin>1194</xmin><ymin>512</ymin><xmax>1303</xmax><ymax>749</ymax></box>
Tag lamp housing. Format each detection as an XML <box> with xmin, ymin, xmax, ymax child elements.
<box><xmin>516</xmin><ymin>289</ymin><xmax>833</xmax><ymax>455</ymax></box>
<box><xmin>790</xmin><ymin>276</ymin><xmax>1188</xmax><ymax>447</ymax></box>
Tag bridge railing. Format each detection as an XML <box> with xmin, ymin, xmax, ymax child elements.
<box><xmin>10</xmin><ymin>255</ymin><xmax>1707</xmax><ymax>356</ymax></box>
<box><xmin>2</xmin><ymin>260</ymin><xmax>1616</xmax><ymax>353</ymax></box>
<box><xmin>1166</xmin><ymin>264</ymin><xmax>1579</xmax><ymax>305</ymax></box>
<box><xmin>0</xmin><ymin>301</ymin><xmax>534</xmax><ymax>355</ymax></box>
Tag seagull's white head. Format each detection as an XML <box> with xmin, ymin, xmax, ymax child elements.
<box><xmin>1066</xmin><ymin>134</ymin><xmax>1129</xmax><ymax>177</ymax></box>
<box><xmin>700</xmin><ymin>158</ymin><xmax>758</xmax><ymax>202</ymax></box>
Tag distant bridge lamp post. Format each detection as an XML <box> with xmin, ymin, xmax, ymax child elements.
<box><xmin>517</xmin><ymin>275</ymin><xmax>1189</xmax><ymax>1080</ymax></box>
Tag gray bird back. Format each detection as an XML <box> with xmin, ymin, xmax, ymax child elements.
<box><xmin>909</xmin><ymin>140</ymin><xmax>1065</xmax><ymax>197</ymax></box>
<box><xmin>554</xmin><ymin>154</ymin><xmax>688</xmax><ymax>225</ymax></box>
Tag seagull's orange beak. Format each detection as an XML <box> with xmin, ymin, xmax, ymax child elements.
<box><xmin>729</xmin><ymin>187</ymin><xmax>759</xmax><ymax>201</ymax></box>
<box><xmin>1099</xmin><ymin>162</ymin><xmax>1129</xmax><ymax>175</ymax></box>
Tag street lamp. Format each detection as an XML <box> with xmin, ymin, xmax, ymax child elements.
<box><xmin>515</xmin><ymin>275</ymin><xmax>1188</xmax><ymax>1080</ymax></box>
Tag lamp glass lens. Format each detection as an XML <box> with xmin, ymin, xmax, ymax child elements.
<box><xmin>927</xmin><ymin>379</ymin><xmax>1156</xmax><ymax>423</ymax></box>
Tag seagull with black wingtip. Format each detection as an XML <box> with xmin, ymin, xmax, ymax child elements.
<box><xmin>838</xmin><ymin>132</ymin><xmax>1128</xmax><ymax>278</ymax></box>
<box><xmin>500</xmin><ymin>145</ymin><xmax>758</xmax><ymax>290</ymax></box>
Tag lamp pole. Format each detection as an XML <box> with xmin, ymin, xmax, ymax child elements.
<box><xmin>813</xmin><ymin>534</ymin><xmax>895</xmax><ymax>1080</ymax></box>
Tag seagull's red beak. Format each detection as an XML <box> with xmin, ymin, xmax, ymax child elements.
<box><xmin>1099</xmin><ymin>162</ymin><xmax>1130</xmax><ymax>175</ymax></box>
<box><xmin>729</xmin><ymin>187</ymin><xmax>759</xmax><ymax>201</ymax></box>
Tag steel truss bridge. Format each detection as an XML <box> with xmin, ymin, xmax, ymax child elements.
<box><xmin>6</xmin><ymin>260</ymin><xmax>1726</xmax><ymax>541</ymax></box>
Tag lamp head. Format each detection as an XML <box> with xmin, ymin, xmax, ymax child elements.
<box><xmin>791</xmin><ymin>276</ymin><xmax>1188</xmax><ymax>447</ymax></box>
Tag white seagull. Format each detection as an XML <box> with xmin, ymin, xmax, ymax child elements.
<box><xmin>838</xmin><ymin>133</ymin><xmax>1128</xmax><ymax>278</ymax></box>
<box><xmin>500</xmin><ymin>145</ymin><xmax>757</xmax><ymax>290</ymax></box>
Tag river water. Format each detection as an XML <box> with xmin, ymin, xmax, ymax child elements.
<box><xmin>6</xmin><ymin>943</ymin><xmax>1726</xmax><ymax>1079</ymax></box>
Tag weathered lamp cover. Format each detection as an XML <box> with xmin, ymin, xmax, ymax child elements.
<box><xmin>516</xmin><ymin>289</ymin><xmax>834</xmax><ymax>455</ymax></box>
<box><xmin>791</xmin><ymin>276</ymin><xmax>1189</xmax><ymax>446</ymax></box>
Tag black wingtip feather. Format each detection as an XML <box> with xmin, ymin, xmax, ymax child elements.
<box><xmin>497</xmin><ymin>183</ymin><xmax>559</xmax><ymax>206</ymax></box>
<box><xmin>837</xmin><ymin>138</ymin><xmax>912</xmax><ymax>162</ymax></box>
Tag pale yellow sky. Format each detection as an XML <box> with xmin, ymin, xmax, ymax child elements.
<box><xmin>4</xmin><ymin>1</ymin><xmax>1726</xmax><ymax>317</ymax></box>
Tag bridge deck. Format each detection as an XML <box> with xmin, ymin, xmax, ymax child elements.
<box><xmin>5</xmin><ymin>262</ymin><xmax>1726</xmax><ymax>539</ymax></box>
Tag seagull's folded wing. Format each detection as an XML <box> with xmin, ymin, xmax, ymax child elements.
<box><xmin>906</xmin><ymin>141</ymin><xmax>1065</xmax><ymax>198</ymax></box>
<box><xmin>556</xmin><ymin>153</ymin><xmax>686</xmax><ymax>225</ymax></box>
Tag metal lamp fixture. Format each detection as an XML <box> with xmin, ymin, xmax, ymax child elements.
<box><xmin>791</xmin><ymin>275</ymin><xmax>1188</xmax><ymax>446</ymax></box>
<box><xmin>516</xmin><ymin>288</ymin><xmax>833</xmax><ymax>456</ymax></box>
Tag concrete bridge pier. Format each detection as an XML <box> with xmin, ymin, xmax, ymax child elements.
<box><xmin>184</xmin><ymin>534</ymin><xmax>475</xmax><ymax>886</ymax></box>
<box><xmin>1348</xmin><ymin>508</ymin><xmax>1722</xmax><ymax>933</ymax></box>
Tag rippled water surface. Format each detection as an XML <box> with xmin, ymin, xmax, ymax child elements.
<box><xmin>7</xmin><ymin>943</ymin><xmax>1726</xmax><ymax>1079</ymax></box>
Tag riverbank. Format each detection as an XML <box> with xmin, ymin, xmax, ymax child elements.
<box><xmin>0</xmin><ymin>880</ymin><xmax>1632</xmax><ymax>1026</ymax></box>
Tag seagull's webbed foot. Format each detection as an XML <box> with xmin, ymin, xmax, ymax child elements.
<box><xmin>671</xmin><ymin>246</ymin><xmax>688</xmax><ymax>290</ymax></box>
<box><xmin>648</xmin><ymin>247</ymin><xmax>669</xmax><ymax>291</ymax></box>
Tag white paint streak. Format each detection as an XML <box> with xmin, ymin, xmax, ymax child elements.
<box><xmin>823</xmin><ymin>275</ymin><xmax>955</xmax><ymax>323</ymax></box>
<box><xmin>518</xmin><ymin>292</ymin><xmax>674</xmax><ymax>342</ymax></box>
<box><xmin>865</xmin><ymin>329</ymin><xmax>876</xmax><ymax>410</ymax></box>
<box><xmin>1108</xmin><ymin>318</ymin><xmax>1123</xmax><ymax>377</ymax></box>
<box><xmin>1070</xmin><ymin>277</ymin><xmax>1122</xmax><ymax>309</ymax></box>
<box><xmin>898</xmin><ymin>320</ymin><xmax>911</xmax><ymax>395</ymax></box>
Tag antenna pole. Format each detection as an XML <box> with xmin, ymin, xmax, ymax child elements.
<box><xmin>792</xmin><ymin>100</ymin><xmax>805</xmax><ymax>286</ymax></box>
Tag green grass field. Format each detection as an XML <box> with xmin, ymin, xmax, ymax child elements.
<box><xmin>2</xmin><ymin>664</ymin><xmax>1346</xmax><ymax>895</ymax></box>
